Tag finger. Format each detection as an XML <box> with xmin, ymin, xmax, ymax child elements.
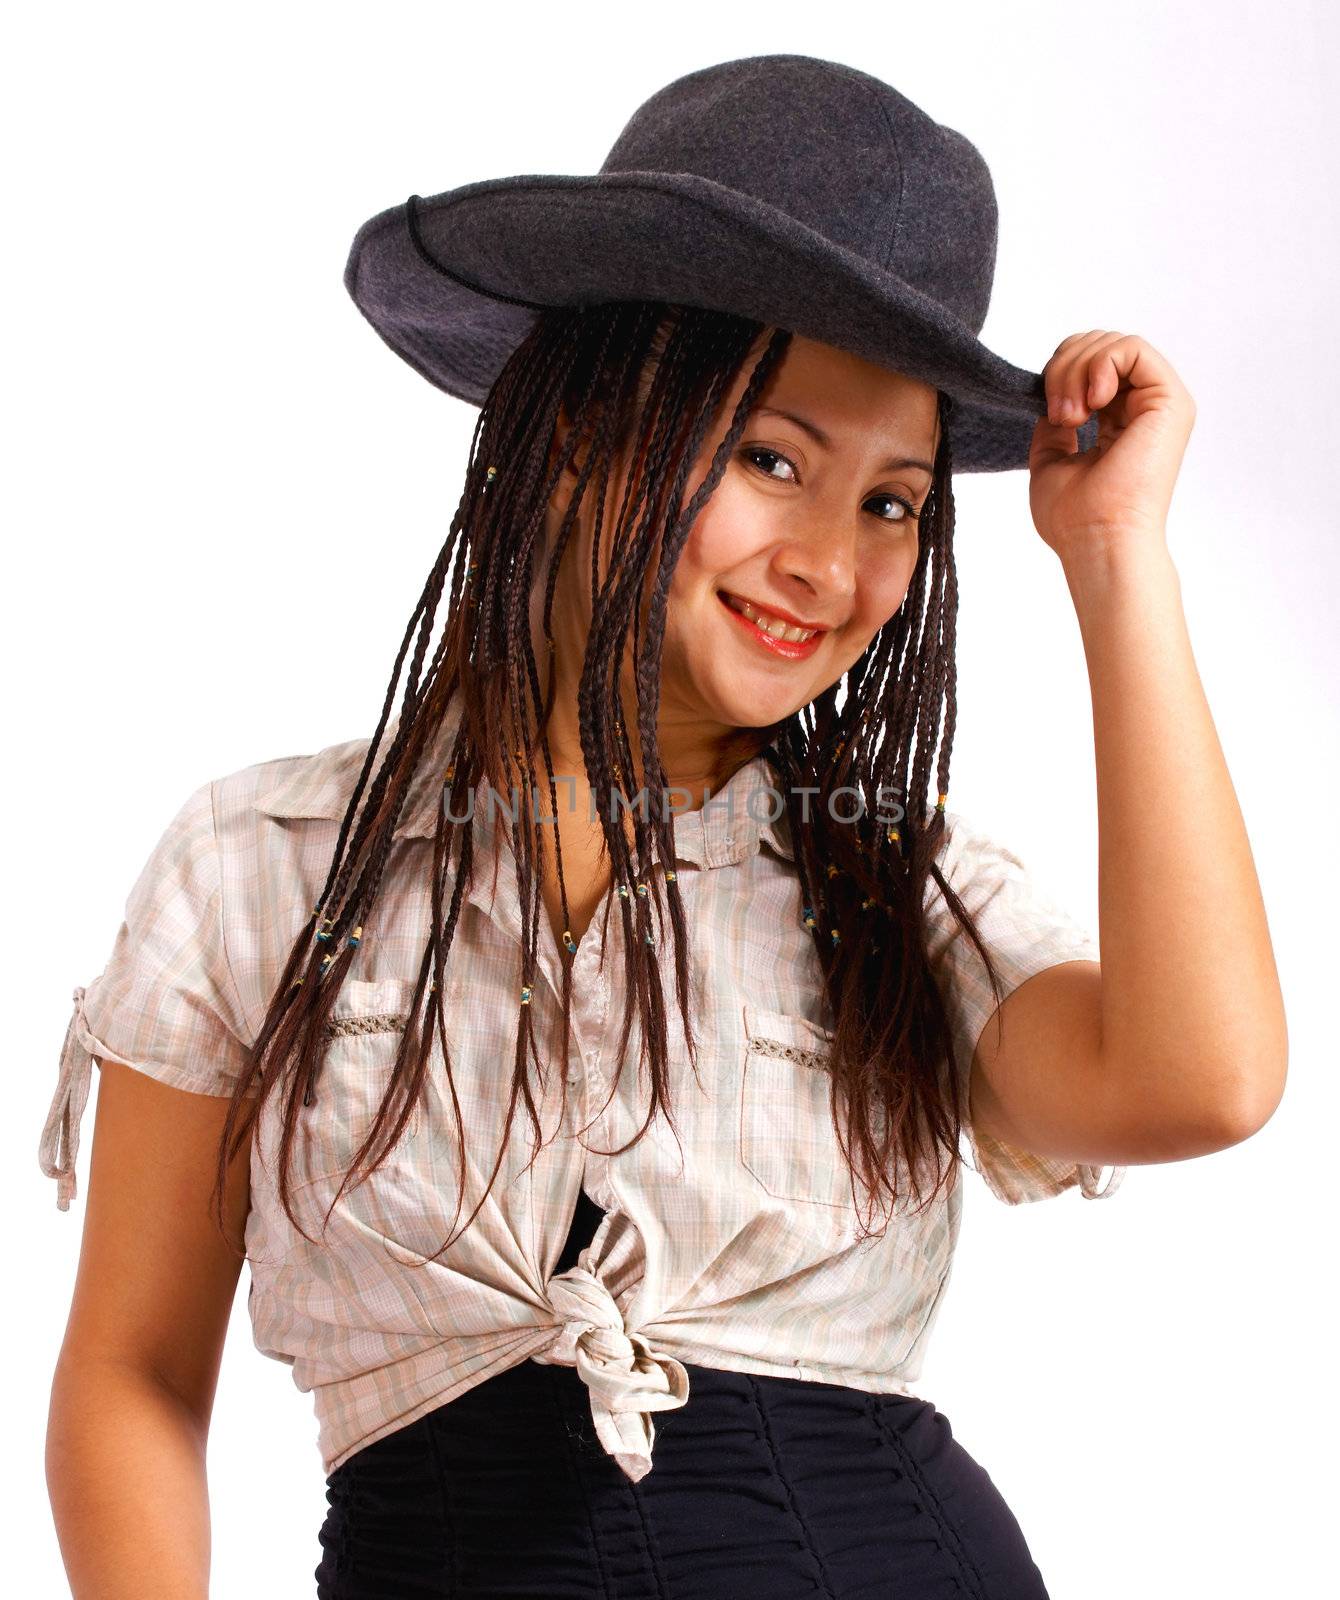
<box><xmin>1044</xmin><ymin>330</ymin><xmax>1112</xmax><ymax>425</ymax></box>
<box><xmin>1083</xmin><ymin>334</ymin><xmax>1189</xmax><ymax>421</ymax></box>
<box><xmin>1028</xmin><ymin>410</ymin><xmax>1085</xmax><ymax>472</ymax></box>
<box><xmin>1048</xmin><ymin>328</ymin><xmax>1110</xmax><ymax>360</ymax></box>
<box><xmin>1080</xmin><ymin>333</ymin><xmax>1136</xmax><ymax>412</ymax></box>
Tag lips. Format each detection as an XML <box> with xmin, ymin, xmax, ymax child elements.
<box><xmin>717</xmin><ymin>590</ymin><xmax>828</xmax><ymax>658</ymax></box>
<box><xmin>719</xmin><ymin>590</ymin><xmax>826</xmax><ymax>635</ymax></box>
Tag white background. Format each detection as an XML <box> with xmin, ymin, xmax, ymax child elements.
<box><xmin>9</xmin><ymin>2</ymin><xmax>1336</xmax><ymax>1594</ymax></box>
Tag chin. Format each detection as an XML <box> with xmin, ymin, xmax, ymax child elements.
<box><xmin>697</xmin><ymin>678</ymin><xmax>803</xmax><ymax>733</ymax></box>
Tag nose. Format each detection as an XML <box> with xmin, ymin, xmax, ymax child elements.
<box><xmin>533</xmin><ymin>1263</ymin><xmax>690</xmax><ymax>1482</ymax></box>
<box><xmin>773</xmin><ymin>523</ymin><xmax>857</xmax><ymax>617</ymax></box>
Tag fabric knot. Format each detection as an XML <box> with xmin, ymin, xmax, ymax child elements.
<box><xmin>532</xmin><ymin>1264</ymin><xmax>689</xmax><ymax>1482</ymax></box>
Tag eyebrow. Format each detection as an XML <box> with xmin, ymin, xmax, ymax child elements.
<box><xmin>752</xmin><ymin>405</ymin><xmax>935</xmax><ymax>477</ymax></box>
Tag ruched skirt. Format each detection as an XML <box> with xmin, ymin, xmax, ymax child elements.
<box><xmin>314</xmin><ymin>1193</ymin><xmax>1050</xmax><ymax>1599</ymax></box>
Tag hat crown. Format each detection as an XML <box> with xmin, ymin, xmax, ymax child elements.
<box><xmin>598</xmin><ymin>55</ymin><xmax>998</xmax><ymax>333</ymax></box>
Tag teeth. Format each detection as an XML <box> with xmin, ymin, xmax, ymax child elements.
<box><xmin>724</xmin><ymin>593</ymin><xmax>818</xmax><ymax>643</ymax></box>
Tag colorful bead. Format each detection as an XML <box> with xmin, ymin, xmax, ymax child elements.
<box><xmin>644</xmin><ymin>930</ymin><xmax>654</xmax><ymax>946</ymax></box>
<box><xmin>315</xmin><ymin>917</ymin><xmax>335</xmax><ymax>943</ymax></box>
<box><xmin>483</xmin><ymin>466</ymin><xmax>498</xmax><ymax>489</ymax></box>
<box><xmin>830</xmin><ymin>927</ymin><xmax>840</xmax><ymax>943</ymax></box>
<box><xmin>936</xmin><ymin>792</ymin><xmax>948</xmax><ymax>811</ymax></box>
<box><xmin>802</xmin><ymin>905</ymin><xmax>817</xmax><ymax>928</ymax></box>
<box><xmin>346</xmin><ymin>925</ymin><xmax>363</xmax><ymax>948</ymax></box>
<box><xmin>319</xmin><ymin>952</ymin><xmax>334</xmax><ymax>974</ymax></box>
<box><xmin>636</xmin><ymin>882</ymin><xmax>648</xmax><ymax>897</ymax></box>
<box><xmin>617</xmin><ymin>884</ymin><xmax>630</xmax><ymax>899</ymax></box>
<box><xmin>886</xmin><ymin>827</ymin><xmax>901</xmax><ymax>844</ymax></box>
<box><xmin>520</xmin><ymin>985</ymin><xmax>533</xmax><ymax>1005</ymax></box>
<box><xmin>563</xmin><ymin>929</ymin><xmax>577</xmax><ymax>954</ymax></box>
<box><xmin>860</xmin><ymin>896</ymin><xmax>875</xmax><ymax>910</ymax></box>
<box><xmin>825</xmin><ymin>863</ymin><xmax>840</xmax><ymax>878</ymax></box>
<box><xmin>665</xmin><ymin>870</ymin><xmax>677</xmax><ymax>883</ymax></box>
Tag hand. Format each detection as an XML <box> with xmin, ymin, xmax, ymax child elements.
<box><xmin>1028</xmin><ymin>331</ymin><xmax>1196</xmax><ymax>561</ymax></box>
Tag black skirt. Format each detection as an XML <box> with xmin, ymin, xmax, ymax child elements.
<box><xmin>314</xmin><ymin>1190</ymin><xmax>1050</xmax><ymax>1599</ymax></box>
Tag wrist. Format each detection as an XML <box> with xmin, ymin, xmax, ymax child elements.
<box><xmin>1058</xmin><ymin>529</ymin><xmax>1181</xmax><ymax>616</ymax></box>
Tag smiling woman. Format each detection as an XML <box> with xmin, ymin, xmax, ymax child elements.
<box><xmin>671</xmin><ymin>333</ymin><xmax>942</xmax><ymax>696</ymax></box>
<box><xmin>40</xmin><ymin>47</ymin><xmax>1283</xmax><ymax>1600</ymax></box>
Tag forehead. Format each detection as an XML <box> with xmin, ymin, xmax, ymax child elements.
<box><xmin>737</xmin><ymin>330</ymin><xmax>938</xmax><ymax>437</ymax></box>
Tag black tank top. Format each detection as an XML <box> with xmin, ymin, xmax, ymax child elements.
<box><xmin>553</xmin><ymin>1186</ymin><xmax>606</xmax><ymax>1275</ymax></box>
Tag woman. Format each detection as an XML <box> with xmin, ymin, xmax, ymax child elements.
<box><xmin>40</xmin><ymin>53</ymin><xmax>1286</xmax><ymax>1599</ymax></box>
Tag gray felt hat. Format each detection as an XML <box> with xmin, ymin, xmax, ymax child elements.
<box><xmin>344</xmin><ymin>53</ymin><xmax>1094</xmax><ymax>473</ymax></box>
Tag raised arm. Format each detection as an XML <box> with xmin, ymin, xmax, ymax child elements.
<box><xmin>967</xmin><ymin>332</ymin><xmax>1287</xmax><ymax>1169</ymax></box>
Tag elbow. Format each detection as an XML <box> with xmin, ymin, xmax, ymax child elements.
<box><xmin>1206</xmin><ymin>1045</ymin><xmax>1288</xmax><ymax>1147</ymax></box>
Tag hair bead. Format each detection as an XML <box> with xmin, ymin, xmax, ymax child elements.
<box><xmin>936</xmin><ymin>792</ymin><xmax>948</xmax><ymax>811</ymax></box>
<box><xmin>801</xmin><ymin>905</ymin><xmax>817</xmax><ymax>928</ymax></box>
<box><xmin>825</xmin><ymin>863</ymin><xmax>840</xmax><ymax>878</ymax></box>
<box><xmin>617</xmin><ymin>883</ymin><xmax>630</xmax><ymax>899</ymax></box>
<box><xmin>519</xmin><ymin>984</ymin><xmax>533</xmax><ymax>1005</ymax></box>
<box><xmin>635</xmin><ymin>882</ymin><xmax>648</xmax><ymax>897</ymax></box>
<box><xmin>483</xmin><ymin>465</ymin><xmax>498</xmax><ymax>491</ymax></box>
<box><xmin>830</xmin><ymin>927</ymin><xmax>840</xmax><ymax>944</ymax></box>
<box><xmin>665</xmin><ymin>869</ymin><xmax>677</xmax><ymax>882</ymax></box>
<box><xmin>346</xmin><ymin>925</ymin><xmax>363</xmax><ymax>948</ymax></box>
<box><xmin>562</xmin><ymin>929</ymin><xmax>577</xmax><ymax>954</ymax></box>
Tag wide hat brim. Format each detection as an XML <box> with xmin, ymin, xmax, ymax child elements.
<box><xmin>344</xmin><ymin>170</ymin><xmax>1096</xmax><ymax>474</ymax></box>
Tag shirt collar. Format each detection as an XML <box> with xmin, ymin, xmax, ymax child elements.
<box><xmin>252</xmin><ymin>694</ymin><xmax>794</xmax><ymax>867</ymax></box>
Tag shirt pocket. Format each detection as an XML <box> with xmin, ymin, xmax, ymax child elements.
<box><xmin>276</xmin><ymin>976</ymin><xmax>439</xmax><ymax>1194</ymax></box>
<box><xmin>738</xmin><ymin>1003</ymin><xmax>855</xmax><ymax>1213</ymax></box>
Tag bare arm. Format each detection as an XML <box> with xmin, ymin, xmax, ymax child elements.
<box><xmin>46</xmin><ymin>1060</ymin><xmax>252</xmax><ymax>1599</ymax></box>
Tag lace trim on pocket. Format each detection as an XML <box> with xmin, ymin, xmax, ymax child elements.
<box><xmin>322</xmin><ymin>1012</ymin><xmax>409</xmax><ymax>1039</ymax></box>
<box><xmin>746</xmin><ymin>1035</ymin><xmax>829</xmax><ymax>1072</ymax></box>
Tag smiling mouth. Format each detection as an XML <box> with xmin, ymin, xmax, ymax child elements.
<box><xmin>717</xmin><ymin>590</ymin><xmax>827</xmax><ymax>643</ymax></box>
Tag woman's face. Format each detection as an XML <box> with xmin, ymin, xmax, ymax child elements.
<box><xmin>657</xmin><ymin>331</ymin><xmax>941</xmax><ymax>738</ymax></box>
<box><xmin>538</xmin><ymin>328</ymin><xmax>941</xmax><ymax>776</ymax></box>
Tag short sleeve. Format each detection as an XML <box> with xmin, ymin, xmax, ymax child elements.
<box><xmin>924</xmin><ymin>809</ymin><xmax>1126</xmax><ymax>1206</ymax></box>
<box><xmin>38</xmin><ymin>778</ymin><xmax>257</xmax><ymax>1211</ymax></box>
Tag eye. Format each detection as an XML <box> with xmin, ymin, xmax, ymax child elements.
<box><xmin>738</xmin><ymin>447</ymin><xmax>921</xmax><ymax>526</ymax></box>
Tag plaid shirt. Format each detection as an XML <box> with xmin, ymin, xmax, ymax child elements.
<box><xmin>39</xmin><ymin>693</ymin><xmax>1123</xmax><ymax>1482</ymax></box>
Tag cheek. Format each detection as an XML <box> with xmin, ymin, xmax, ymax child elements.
<box><xmin>676</xmin><ymin>479</ymin><xmax>771</xmax><ymax>581</ymax></box>
<box><xmin>846</xmin><ymin>543</ymin><xmax>919</xmax><ymax>635</ymax></box>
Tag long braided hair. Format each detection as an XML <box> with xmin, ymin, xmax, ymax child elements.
<box><xmin>209</xmin><ymin>300</ymin><xmax>1005</xmax><ymax>1254</ymax></box>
